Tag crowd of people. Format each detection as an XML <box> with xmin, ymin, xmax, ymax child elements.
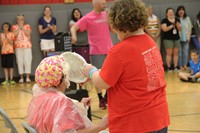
<box><xmin>0</xmin><ymin>0</ymin><xmax>200</xmax><ymax>132</ymax></box>
<box><xmin>28</xmin><ymin>0</ymin><xmax>170</xmax><ymax>132</ymax></box>
<box><xmin>145</xmin><ymin>5</ymin><xmax>200</xmax><ymax>82</ymax></box>
<box><xmin>0</xmin><ymin>2</ymin><xmax>200</xmax><ymax>84</ymax></box>
<box><xmin>0</xmin><ymin>14</ymin><xmax>33</xmax><ymax>85</ymax></box>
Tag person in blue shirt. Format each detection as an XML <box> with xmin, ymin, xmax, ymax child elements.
<box><xmin>179</xmin><ymin>49</ymin><xmax>200</xmax><ymax>82</ymax></box>
<box><xmin>38</xmin><ymin>6</ymin><xmax>57</xmax><ymax>57</ymax></box>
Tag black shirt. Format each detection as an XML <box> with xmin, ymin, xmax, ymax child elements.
<box><xmin>161</xmin><ymin>18</ymin><xmax>180</xmax><ymax>40</ymax></box>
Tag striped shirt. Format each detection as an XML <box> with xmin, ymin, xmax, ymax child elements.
<box><xmin>147</xmin><ymin>14</ymin><xmax>159</xmax><ymax>35</ymax></box>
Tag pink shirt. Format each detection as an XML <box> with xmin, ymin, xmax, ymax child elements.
<box><xmin>77</xmin><ymin>11</ymin><xmax>113</xmax><ymax>55</ymax></box>
<box><xmin>12</xmin><ymin>24</ymin><xmax>32</xmax><ymax>48</ymax></box>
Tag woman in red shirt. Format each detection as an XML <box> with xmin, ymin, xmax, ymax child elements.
<box><xmin>83</xmin><ymin>0</ymin><xmax>170</xmax><ymax>132</ymax></box>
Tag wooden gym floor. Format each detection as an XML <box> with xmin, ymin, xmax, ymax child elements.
<box><xmin>0</xmin><ymin>72</ymin><xmax>200</xmax><ymax>133</ymax></box>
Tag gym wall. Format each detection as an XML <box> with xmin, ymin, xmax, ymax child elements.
<box><xmin>0</xmin><ymin>0</ymin><xmax>199</xmax><ymax>79</ymax></box>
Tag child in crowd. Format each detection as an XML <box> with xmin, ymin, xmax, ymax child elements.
<box><xmin>0</xmin><ymin>22</ymin><xmax>16</xmax><ymax>85</ymax></box>
<box><xmin>179</xmin><ymin>49</ymin><xmax>200</xmax><ymax>82</ymax></box>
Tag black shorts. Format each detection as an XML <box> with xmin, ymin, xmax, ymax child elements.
<box><xmin>1</xmin><ymin>54</ymin><xmax>14</xmax><ymax>68</ymax></box>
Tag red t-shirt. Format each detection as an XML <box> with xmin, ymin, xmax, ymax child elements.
<box><xmin>100</xmin><ymin>34</ymin><xmax>170</xmax><ymax>133</ymax></box>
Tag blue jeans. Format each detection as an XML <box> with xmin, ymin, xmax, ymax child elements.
<box><xmin>149</xmin><ymin>127</ymin><xmax>168</xmax><ymax>133</ymax></box>
<box><xmin>178</xmin><ymin>41</ymin><xmax>189</xmax><ymax>67</ymax></box>
<box><xmin>192</xmin><ymin>37</ymin><xmax>200</xmax><ymax>54</ymax></box>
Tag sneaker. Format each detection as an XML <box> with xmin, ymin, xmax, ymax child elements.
<box><xmin>99</xmin><ymin>99</ymin><xmax>107</xmax><ymax>109</ymax></box>
<box><xmin>19</xmin><ymin>78</ymin><xmax>24</xmax><ymax>83</ymax></box>
<box><xmin>26</xmin><ymin>78</ymin><xmax>31</xmax><ymax>83</ymax></box>
<box><xmin>197</xmin><ymin>78</ymin><xmax>200</xmax><ymax>83</ymax></box>
<box><xmin>173</xmin><ymin>67</ymin><xmax>180</xmax><ymax>73</ymax></box>
<box><xmin>9</xmin><ymin>79</ymin><xmax>16</xmax><ymax>85</ymax></box>
<box><xmin>167</xmin><ymin>68</ymin><xmax>172</xmax><ymax>73</ymax></box>
<box><xmin>1</xmin><ymin>80</ymin><xmax>9</xmax><ymax>85</ymax></box>
<box><xmin>189</xmin><ymin>76</ymin><xmax>197</xmax><ymax>83</ymax></box>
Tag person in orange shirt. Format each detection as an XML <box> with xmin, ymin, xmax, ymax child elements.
<box><xmin>12</xmin><ymin>14</ymin><xmax>32</xmax><ymax>83</ymax></box>
<box><xmin>0</xmin><ymin>22</ymin><xmax>16</xmax><ymax>85</ymax></box>
<box><xmin>83</xmin><ymin>0</ymin><xmax>170</xmax><ymax>132</ymax></box>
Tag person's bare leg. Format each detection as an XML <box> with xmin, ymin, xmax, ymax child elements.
<box><xmin>3</xmin><ymin>68</ymin><xmax>8</xmax><ymax>80</ymax></box>
<box><xmin>173</xmin><ymin>48</ymin><xmax>179</xmax><ymax>68</ymax></box>
<box><xmin>9</xmin><ymin>68</ymin><xmax>16</xmax><ymax>84</ymax></box>
<box><xmin>165</xmin><ymin>48</ymin><xmax>173</xmax><ymax>70</ymax></box>
<box><xmin>179</xmin><ymin>72</ymin><xmax>190</xmax><ymax>81</ymax></box>
<box><xmin>1</xmin><ymin>68</ymin><xmax>9</xmax><ymax>85</ymax></box>
<box><xmin>9</xmin><ymin>68</ymin><xmax>13</xmax><ymax>80</ymax></box>
<box><xmin>43</xmin><ymin>51</ymin><xmax>47</xmax><ymax>57</ymax></box>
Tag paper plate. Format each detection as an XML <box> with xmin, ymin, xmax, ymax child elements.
<box><xmin>60</xmin><ymin>52</ymin><xmax>88</xmax><ymax>83</ymax></box>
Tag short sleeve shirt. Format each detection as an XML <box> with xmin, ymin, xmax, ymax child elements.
<box><xmin>0</xmin><ymin>32</ymin><xmax>15</xmax><ymax>54</ymax></box>
<box><xmin>190</xmin><ymin>59</ymin><xmax>200</xmax><ymax>74</ymax></box>
<box><xmin>39</xmin><ymin>17</ymin><xmax>56</xmax><ymax>39</ymax></box>
<box><xmin>76</xmin><ymin>11</ymin><xmax>113</xmax><ymax>55</ymax></box>
<box><xmin>100</xmin><ymin>34</ymin><xmax>170</xmax><ymax>132</ymax></box>
<box><xmin>12</xmin><ymin>24</ymin><xmax>32</xmax><ymax>48</ymax></box>
<box><xmin>161</xmin><ymin>18</ymin><xmax>180</xmax><ymax>40</ymax></box>
<box><xmin>69</xmin><ymin>20</ymin><xmax>88</xmax><ymax>46</ymax></box>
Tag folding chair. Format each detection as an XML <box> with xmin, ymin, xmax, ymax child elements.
<box><xmin>0</xmin><ymin>108</ymin><xmax>18</xmax><ymax>133</ymax></box>
<box><xmin>21</xmin><ymin>122</ymin><xmax>37</xmax><ymax>133</ymax></box>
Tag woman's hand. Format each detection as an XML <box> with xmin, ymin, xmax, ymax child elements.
<box><xmin>71</xmin><ymin>34</ymin><xmax>77</xmax><ymax>44</ymax></box>
<box><xmin>81</xmin><ymin>97</ymin><xmax>91</xmax><ymax>107</ymax></box>
<box><xmin>47</xmin><ymin>24</ymin><xmax>53</xmax><ymax>30</ymax></box>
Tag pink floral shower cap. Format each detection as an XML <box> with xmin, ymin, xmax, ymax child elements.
<box><xmin>35</xmin><ymin>55</ymin><xmax>68</xmax><ymax>88</ymax></box>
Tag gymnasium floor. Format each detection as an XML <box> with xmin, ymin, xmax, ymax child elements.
<box><xmin>0</xmin><ymin>72</ymin><xmax>200</xmax><ymax>133</ymax></box>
